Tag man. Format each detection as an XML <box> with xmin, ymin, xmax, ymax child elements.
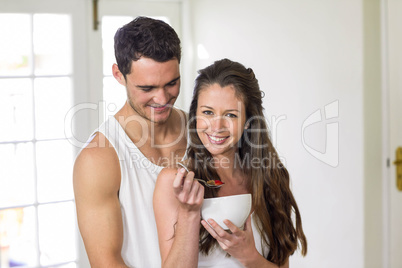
<box><xmin>73</xmin><ymin>17</ymin><xmax>187</xmax><ymax>267</ymax></box>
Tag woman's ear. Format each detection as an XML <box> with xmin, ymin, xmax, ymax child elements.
<box><xmin>244</xmin><ymin>122</ymin><xmax>250</xmax><ymax>129</ymax></box>
<box><xmin>112</xmin><ymin>64</ymin><xmax>126</xmax><ymax>86</ymax></box>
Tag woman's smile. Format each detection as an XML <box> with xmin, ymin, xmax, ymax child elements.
<box><xmin>206</xmin><ymin>133</ymin><xmax>230</xmax><ymax>145</ymax></box>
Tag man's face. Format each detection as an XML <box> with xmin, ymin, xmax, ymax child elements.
<box><xmin>115</xmin><ymin>57</ymin><xmax>180</xmax><ymax>124</ymax></box>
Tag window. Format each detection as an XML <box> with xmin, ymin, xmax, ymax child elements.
<box><xmin>0</xmin><ymin>13</ymin><xmax>77</xmax><ymax>267</ymax></box>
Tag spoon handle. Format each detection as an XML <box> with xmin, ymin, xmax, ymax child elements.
<box><xmin>177</xmin><ymin>162</ymin><xmax>189</xmax><ymax>173</ymax></box>
<box><xmin>176</xmin><ymin>162</ymin><xmax>222</xmax><ymax>188</ymax></box>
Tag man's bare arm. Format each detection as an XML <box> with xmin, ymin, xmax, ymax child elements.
<box><xmin>73</xmin><ymin>133</ymin><xmax>128</xmax><ymax>267</ymax></box>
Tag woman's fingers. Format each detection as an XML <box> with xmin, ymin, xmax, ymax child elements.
<box><xmin>201</xmin><ymin>220</ymin><xmax>219</xmax><ymax>239</ymax></box>
<box><xmin>173</xmin><ymin>168</ymin><xmax>193</xmax><ymax>195</ymax></box>
<box><xmin>173</xmin><ymin>168</ymin><xmax>204</xmax><ymax>207</ymax></box>
<box><xmin>223</xmin><ymin>219</ymin><xmax>242</xmax><ymax>236</ymax></box>
<box><xmin>206</xmin><ymin>219</ymin><xmax>231</xmax><ymax>240</ymax></box>
<box><xmin>196</xmin><ymin>182</ymin><xmax>205</xmax><ymax>202</ymax></box>
<box><xmin>173</xmin><ymin>168</ymin><xmax>186</xmax><ymax>194</ymax></box>
<box><xmin>187</xmin><ymin>179</ymin><xmax>200</xmax><ymax>203</ymax></box>
<box><xmin>202</xmin><ymin>219</ymin><xmax>231</xmax><ymax>249</ymax></box>
<box><xmin>181</xmin><ymin>171</ymin><xmax>195</xmax><ymax>197</ymax></box>
<box><xmin>203</xmin><ymin>215</ymin><xmax>257</xmax><ymax>259</ymax></box>
<box><xmin>243</xmin><ymin>214</ymin><xmax>253</xmax><ymax>233</ymax></box>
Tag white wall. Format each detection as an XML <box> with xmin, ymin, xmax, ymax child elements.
<box><xmin>187</xmin><ymin>1</ymin><xmax>367</xmax><ymax>267</ymax></box>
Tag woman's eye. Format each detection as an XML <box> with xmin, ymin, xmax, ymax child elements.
<box><xmin>226</xmin><ymin>113</ymin><xmax>238</xmax><ymax>118</ymax></box>
<box><xmin>202</xmin><ymin>110</ymin><xmax>213</xmax><ymax>115</ymax></box>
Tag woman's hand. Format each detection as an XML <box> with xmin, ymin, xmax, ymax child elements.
<box><xmin>201</xmin><ymin>214</ymin><xmax>259</xmax><ymax>265</ymax></box>
<box><xmin>173</xmin><ymin>168</ymin><xmax>204</xmax><ymax>213</ymax></box>
<box><xmin>154</xmin><ymin>168</ymin><xmax>205</xmax><ymax>268</ymax></box>
<box><xmin>201</xmin><ymin>214</ymin><xmax>288</xmax><ymax>268</ymax></box>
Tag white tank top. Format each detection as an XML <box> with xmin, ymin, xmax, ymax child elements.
<box><xmin>198</xmin><ymin>212</ymin><xmax>270</xmax><ymax>267</ymax></box>
<box><xmin>95</xmin><ymin>116</ymin><xmax>163</xmax><ymax>268</ymax></box>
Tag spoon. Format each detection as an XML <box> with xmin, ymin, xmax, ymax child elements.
<box><xmin>176</xmin><ymin>162</ymin><xmax>224</xmax><ymax>189</ymax></box>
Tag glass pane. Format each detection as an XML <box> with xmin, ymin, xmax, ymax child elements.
<box><xmin>36</xmin><ymin>140</ymin><xmax>74</xmax><ymax>203</ymax></box>
<box><xmin>103</xmin><ymin>76</ymin><xmax>126</xmax><ymax>119</ymax></box>
<box><xmin>34</xmin><ymin>77</ymin><xmax>72</xmax><ymax>140</ymax></box>
<box><xmin>0</xmin><ymin>143</ymin><xmax>35</xmax><ymax>208</ymax></box>
<box><xmin>0</xmin><ymin>14</ymin><xmax>31</xmax><ymax>76</ymax></box>
<box><xmin>33</xmin><ymin>14</ymin><xmax>72</xmax><ymax>75</ymax></box>
<box><xmin>0</xmin><ymin>79</ymin><xmax>33</xmax><ymax>142</ymax></box>
<box><xmin>38</xmin><ymin>202</ymin><xmax>76</xmax><ymax>265</ymax></box>
<box><xmin>0</xmin><ymin>207</ymin><xmax>37</xmax><ymax>267</ymax></box>
<box><xmin>102</xmin><ymin>16</ymin><xmax>133</xmax><ymax>76</ymax></box>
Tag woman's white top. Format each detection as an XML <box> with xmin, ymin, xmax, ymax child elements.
<box><xmin>198</xmin><ymin>213</ymin><xmax>269</xmax><ymax>268</ymax></box>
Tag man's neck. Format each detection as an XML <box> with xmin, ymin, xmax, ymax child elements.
<box><xmin>114</xmin><ymin>104</ymin><xmax>183</xmax><ymax>146</ymax></box>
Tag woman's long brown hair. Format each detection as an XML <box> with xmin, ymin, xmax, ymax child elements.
<box><xmin>186</xmin><ymin>59</ymin><xmax>307</xmax><ymax>266</ymax></box>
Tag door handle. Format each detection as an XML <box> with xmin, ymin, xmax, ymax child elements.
<box><xmin>393</xmin><ymin>147</ymin><xmax>402</xmax><ymax>191</ymax></box>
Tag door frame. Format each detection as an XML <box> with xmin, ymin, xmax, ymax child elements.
<box><xmin>381</xmin><ymin>0</ymin><xmax>393</xmax><ymax>267</ymax></box>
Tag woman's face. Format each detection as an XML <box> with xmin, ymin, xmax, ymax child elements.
<box><xmin>196</xmin><ymin>83</ymin><xmax>247</xmax><ymax>158</ymax></box>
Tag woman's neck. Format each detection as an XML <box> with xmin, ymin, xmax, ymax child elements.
<box><xmin>212</xmin><ymin>154</ymin><xmax>245</xmax><ymax>185</ymax></box>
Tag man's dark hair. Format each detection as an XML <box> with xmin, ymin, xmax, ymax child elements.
<box><xmin>114</xmin><ymin>16</ymin><xmax>181</xmax><ymax>78</ymax></box>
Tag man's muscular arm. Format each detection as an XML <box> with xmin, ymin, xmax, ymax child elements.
<box><xmin>73</xmin><ymin>133</ymin><xmax>128</xmax><ymax>267</ymax></box>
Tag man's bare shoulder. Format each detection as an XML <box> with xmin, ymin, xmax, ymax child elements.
<box><xmin>73</xmin><ymin>132</ymin><xmax>121</xmax><ymax>196</ymax></box>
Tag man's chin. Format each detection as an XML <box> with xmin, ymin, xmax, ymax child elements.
<box><xmin>149</xmin><ymin>109</ymin><xmax>173</xmax><ymax>124</ymax></box>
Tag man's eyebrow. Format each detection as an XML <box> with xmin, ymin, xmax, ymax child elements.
<box><xmin>165</xmin><ymin>76</ymin><xmax>181</xmax><ymax>86</ymax></box>
<box><xmin>136</xmin><ymin>76</ymin><xmax>181</xmax><ymax>89</ymax></box>
<box><xmin>137</xmin><ymin>85</ymin><xmax>154</xmax><ymax>89</ymax></box>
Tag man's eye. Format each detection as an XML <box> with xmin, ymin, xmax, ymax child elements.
<box><xmin>167</xmin><ymin>81</ymin><xmax>177</xmax><ymax>87</ymax></box>
<box><xmin>141</xmin><ymin>87</ymin><xmax>153</xmax><ymax>92</ymax></box>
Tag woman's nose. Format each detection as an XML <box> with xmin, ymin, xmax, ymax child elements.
<box><xmin>210</xmin><ymin>116</ymin><xmax>227</xmax><ymax>132</ymax></box>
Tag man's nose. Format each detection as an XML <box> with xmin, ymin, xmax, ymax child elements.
<box><xmin>153</xmin><ymin>88</ymin><xmax>169</xmax><ymax>105</ymax></box>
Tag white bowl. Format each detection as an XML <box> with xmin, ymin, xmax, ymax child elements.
<box><xmin>201</xmin><ymin>193</ymin><xmax>252</xmax><ymax>230</ymax></box>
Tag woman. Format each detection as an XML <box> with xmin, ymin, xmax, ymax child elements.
<box><xmin>153</xmin><ymin>59</ymin><xmax>307</xmax><ymax>268</ymax></box>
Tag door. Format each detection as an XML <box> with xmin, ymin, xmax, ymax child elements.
<box><xmin>386</xmin><ymin>0</ymin><xmax>402</xmax><ymax>267</ymax></box>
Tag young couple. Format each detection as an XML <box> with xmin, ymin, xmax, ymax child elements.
<box><xmin>73</xmin><ymin>17</ymin><xmax>307</xmax><ymax>268</ymax></box>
